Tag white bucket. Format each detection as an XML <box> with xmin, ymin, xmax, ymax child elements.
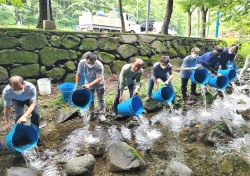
<box><xmin>37</xmin><ymin>78</ymin><xmax>51</xmax><ymax>95</ymax></box>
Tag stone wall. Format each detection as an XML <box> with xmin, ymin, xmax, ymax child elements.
<box><xmin>0</xmin><ymin>28</ymin><xmax>225</xmax><ymax>91</ymax></box>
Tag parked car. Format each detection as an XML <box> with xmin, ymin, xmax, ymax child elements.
<box><xmin>140</xmin><ymin>21</ymin><xmax>177</xmax><ymax>35</ymax></box>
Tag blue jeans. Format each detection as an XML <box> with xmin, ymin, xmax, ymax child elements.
<box><xmin>113</xmin><ymin>82</ymin><xmax>135</xmax><ymax>113</ymax></box>
<box><xmin>147</xmin><ymin>74</ymin><xmax>172</xmax><ymax>97</ymax></box>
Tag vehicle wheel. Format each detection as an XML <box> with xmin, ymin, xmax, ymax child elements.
<box><xmin>102</xmin><ymin>30</ymin><xmax>110</xmax><ymax>33</ymax></box>
<box><xmin>93</xmin><ymin>29</ymin><xmax>100</xmax><ymax>32</ymax></box>
<box><xmin>130</xmin><ymin>30</ymin><xmax>135</xmax><ymax>34</ymax></box>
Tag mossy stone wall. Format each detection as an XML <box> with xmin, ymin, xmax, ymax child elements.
<box><xmin>0</xmin><ymin>28</ymin><xmax>226</xmax><ymax>92</ymax></box>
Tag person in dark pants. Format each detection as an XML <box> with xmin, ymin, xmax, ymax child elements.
<box><xmin>112</xmin><ymin>58</ymin><xmax>144</xmax><ymax>119</ymax></box>
<box><xmin>219</xmin><ymin>44</ymin><xmax>238</xmax><ymax>70</ymax></box>
<box><xmin>146</xmin><ymin>55</ymin><xmax>173</xmax><ymax>101</ymax></box>
<box><xmin>2</xmin><ymin>76</ymin><xmax>40</xmax><ymax>132</ymax></box>
<box><xmin>198</xmin><ymin>46</ymin><xmax>224</xmax><ymax>75</ymax></box>
<box><xmin>180</xmin><ymin>47</ymin><xmax>201</xmax><ymax>100</ymax></box>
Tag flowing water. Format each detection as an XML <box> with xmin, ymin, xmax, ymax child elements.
<box><xmin>20</xmin><ymin>87</ymin><xmax>250</xmax><ymax>175</ymax></box>
<box><xmin>200</xmin><ymin>85</ymin><xmax>207</xmax><ymax>110</ymax></box>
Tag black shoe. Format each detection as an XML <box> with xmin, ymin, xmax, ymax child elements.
<box><xmin>89</xmin><ymin>113</ymin><xmax>96</xmax><ymax>121</ymax></box>
<box><xmin>191</xmin><ymin>92</ymin><xmax>201</xmax><ymax>97</ymax></box>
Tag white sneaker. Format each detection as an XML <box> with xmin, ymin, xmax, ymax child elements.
<box><xmin>99</xmin><ymin>114</ymin><xmax>106</xmax><ymax>122</ymax></box>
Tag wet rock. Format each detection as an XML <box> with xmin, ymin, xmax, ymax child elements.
<box><xmin>165</xmin><ymin>161</ymin><xmax>193</xmax><ymax>176</ymax></box>
<box><xmin>79</xmin><ymin>141</ymin><xmax>106</xmax><ymax>157</ymax></box>
<box><xmin>143</xmin><ymin>99</ymin><xmax>163</xmax><ymax>113</ymax></box>
<box><xmin>56</xmin><ymin>109</ymin><xmax>79</xmax><ymax>124</ymax></box>
<box><xmin>155</xmin><ymin>170</ymin><xmax>167</xmax><ymax>176</ymax></box>
<box><xmin>6</xmin><ymin>167</ymin><xmax>37</xmax><ymax>176</ymax></box>
<box><xmin>106</xmin><ymin>142</ymin><xmax>145</xmax><ymax>172</ymax></box>
<box><xmin>241</xmin><ymin>108</ymin><xmax>250</xmax><ymax>121</ymax></box>
<box><xmin>237</xmin><ymin>99</ymin><xmax>246</xmax><ymax>104</ymax></box>
<box><xmin>219</xmin><ymin>159</ymin><xmax>233</xmax><ymax>174</ymax></box>
<box><xmin>65</xmin><ymin>154</ymin><xmax>96</xmax><ymax>176</ymax></box>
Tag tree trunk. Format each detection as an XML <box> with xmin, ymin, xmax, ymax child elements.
<box><xmin>187</xmin><ymin>10</ymin><xmax>191</xmax><ymax>37</ymax></box>
<box><xmin>161</xmin><ymin>0</ymin><xmax>174</xmax><ymax>35</ymax></box>
<box><xmin>200</xmin><ymin>5</ymin><xmax>208</xmax><ymax>38</ymax></box>
<box><xmin>36</xmin><ymin>0</ymin><xmax>54</xmax><ymax>29</ymax></box>
<box><xmin>118</xmin><ymin>0</ymin><xmax>125</xmax><ymax>33</ymax></box>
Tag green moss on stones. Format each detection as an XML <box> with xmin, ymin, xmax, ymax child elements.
<box><xmin>167</xmin><ymin>48</ymin><xmax>177</xmax><ymax>57</ymax></box>
<box><xmin>64</xmin><ymin>73</ymin><xmax>76</xmax><ymax>82</ymax></box>
<box><xmin>79</xmin><ymin>38</ymin><xmax>98</xmax><ymax>51</ymax></box>
<box><xmin>51</xmin><ymin>35</ymin><xmax>62</xmax><ymax>47</ymax></box>
<box><xmin>176</xmin><ymin>46</ymin><xmax>187</xmax><ymax>58</ymax></box>
<box><xmin>62</xmin><ymin>35</ymin><xmax>80</xmax><ymax>49</ymax></box>
<box><xmin>137</xmin><ymin>35</ymin><xmax>156</xmax><ymax>43</ymax></box>
<box><xmin>40</xmin><ymin>47</ymin><xmax>70</xmax><ymax>66</ymax></box>
<box><xmin>98</xmin><ymin>37</ymin><xmax>119</xmax><ymax>51</ymax></box>
<box><xmin>120</xmin><ymin>35</ymin><xmax>137</xmax><ymax>44</ymax></box>
<box><xmin>45</xmin><ymin>67</ymin><xmax>66</xmax><ymax>81</ymax></box>
<box><xmin>69</xmin><ymin>50</ymin><xmax>78</xmax><ymax>60</ymax></box>
<box><xmin>195</xmin><ymin>41</ymin><xmax>204</xmax><ymax>48</ymax></box>
<box><xmin>130</xmin><ymin>56</ymin><xmax>149</xmax><ymax>66</ymax></box>
<box><xmin>19</xmin><ymin>34</ymin><xmax>48</xmax><ymax>50</ymax></box>
<box><xmin>6</xmin><ymin>31</ymin><xmax>20</xmax><ymax>37</ymax></box>
<box><xmin>104</xmin><ymin>65</ymin><xmax>112</xmax><ymax>77</ymax></box>
<box><xmin>116</xmin><ymin>44</ymin><xmax>138</xmax><ymax>59</ymax></box>
<box><xmin>10</xmin><ymin>64</ymin><xmax>39</xmax><ymax>77</ymax></box>
<box><xmin>0</xmin><ymin>37</ymin><xmax>19</xmax><ymax>49</ymax></box>
<box><xmin>171</xmin><ymin>40</ymin><xmax>179</xmax><ymax>49</ymax></box>
<box><xmin>111</xmin><ymin>60</ymin><xmax>127</xmax><ymax>74</ymax></box>
<box><xmin>0</xmin><ymin>49</ymin><xmax>38</xmax><ymax>65</ymax></box>
<box><xmin>139</xmin><ymin>43</ymin><xmax>152</xmax><ymax>56</ymax></box>
<box><xmin>129</xmin><ymin>148</ymin><xmax>141</xmax><ymax>160</ymax></box>
<box><xmin>151</xmin><ymin>41</ymin><xmax>168</xmax><ymax>53</ymax></box>
<box><xmin>0</xmin><ymin>66</ymin><xmax>9</xmax><ymax>84</ymax></box>
<box><xmin>65</xmin><ymin>61</ymin><xmax>76</xmax><ymax>71</ymax></box>
<box><xmin>98</xmin><ymin>52</ymin><xmax>115</xmax><ymax>64</ymax></box>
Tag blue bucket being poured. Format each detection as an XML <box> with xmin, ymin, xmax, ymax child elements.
<box><xmin>71</xmin><ymin>89</ymin><xmax>93</xmax><ymax>110</ymax></box>
<box><xmin>5</xmin><ymin>124</ymin><xmax>40</xmax><ymax>153</ymax></box>
<box><xmin>190</xmin><ymin>69</ymin><xmax>210</xmax><ymax>85</ymax></box>
<box><xmin>117</xmin><ymin>96</ymin><xmax>143</xmax><ymax>116</ymax></box>
<box><xmin>152</xmin><ymin>86</ymin><xmax>175</xmax><ymax>103</ymax></box>
<box><xmin>208</xmin><ymin>75</ymin><xmax>229</xmax><ymax>90</ymax></box>
<box><xmin>218</xmin><ymin>69</ymin><xmax>236</xmax><ymax>82</ymax></box>
<box><xmin>58</xmin><ymin>82</ymin><xmax>76</xmax><ymax>102</ymax></box>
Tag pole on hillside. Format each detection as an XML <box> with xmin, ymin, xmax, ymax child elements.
<box><xmin>137</xmin><ymin>0</ymin><xmax>139</xmax><ymax>20</ymax></box>
<box><xmin>146</xmin><ymin>0</ymin><xmax>151</xmax><ymax>34</ymax></box>
<box><xmin>206</xmin><ymin>11</ymin><xmax>210</xmax><ymax>38</ymax></box>
<box><xmin>47</xmin><ymin>0</ymin><xmax>50</xmax><ymax>20</ymax></box>
<box><xmin>215</xmin><ymin>11</ymin><xmax>220</xmax><ymax>38</ymax></box>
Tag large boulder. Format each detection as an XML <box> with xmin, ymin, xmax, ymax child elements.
<box><xmin>111</xmin><ymin>60</ymin><xmax>127</xmax><ymax>74</ymax></box>
<box><xmin>98</xmin><ymin>37</ymin><xmax>119</xmax><ymax>51</ymax></box>
<box><xmin>51</xmin><ymin>35</ymin><xmax>62</xmax><ymax>47</ymax></box>
<box><xmin>19</xmin><ymin>34</ymin><xmax>48</xmax><ymax>50</ymax></box>
<box><xmin>151</xmin><ymin>41</ymin><xmax>168</xmax><ymax>53</ymax></box>
<box><xmin>170</xmin><ymin>57</ymin><xmax>183</xmax><ymax>67</ymax></box>
<box><xmin>167</xmin><ymin>48</ymin><xmax>177</xmax><ymax>57</ymax></box>
<box><xmin>103</xmin><ymin>65</ymin><xmax>112</xmax><ymax>77</ymax></box>
<box><xmin>139</xmin><ymin>43</ymin><xmax>152</xmax><ymax>56</ymax></box>
<box><xmin>106</xmin><ymin>142</ymin><xmax>145</xmax><ymax>172</ymax></box>
<box><xmin>116</xmin><ymin>44</ymin><xmax>138</xmax><ymax>59</ymax></box>
<box><xmin>62</xmin><ymin>35</ymin><xmax>81</xmax><ymax>49</ymax></box>
<box><xmin>10</xmin><ymin>64</ymin><xmax>39</xmax><ymax>78</ymax></box>
<box><xmin>176</xmin><ymin>46</ymin><xmax>187</xmax><ymax>58</ymax></box>
<box><xmin>40</xmin><ymin>47</ymin><xmax>70</xmax><ymax>66</ymax></box>
<box><xmin>65</xmin><ymin>61</ymin><xmax>76</xmax><ymax>72</ymax></box>
<box><xmin>6</xmin><ymin>167</ymin><xmax>37</xmax><ymax>176</ymax></box>
<box><xmin>98</xmin><ymin>52</ymin><xmax>115</xmax><ymax>64</ymax></box>
<box><xmin>0</xmin><ymin>50</ymin><xmax>38</xmax><ymax>65</ymax></box>
<box><xmin>79</xmin><ymin>38</ymin><xmax>98</xmax><ymax>51</ymax></box>
<box><xmin>0</xmin><ymin>37</ymin><xmax>19</xmax><ymax>49</ymax></box>
<box><xmin>130</xmin><ymin>56</ymin><xmax>149</xmax><ymax>67</ymax></box>
<box><xmin>69</xmin><ymin>50</ymin><xmax>78</xmax><ymax>60</ymax></box>
<box><xmin>6</xmin><ymin>31</ymin><xmax>20</xmax><ymax>37</ymax></box>
<box><xmin>64</xmin><ymin>73</ymin><xmax>76</xmax><ymax>82</ymax></box>
<box><xmin>137</xmin><ymin>35</ymin><xmax>156</xmax><ymax>43</ymax></box>
<box><xmin>0</xmin><ymin>66</ymin><xmax>9</xmax><ymax>84</ymax></box>
<box><xmin>65</xmin><ymin>154</ymin><xmax>96</xmax><ymax>176</ymax></box>
<box><xmin>120</xmin><ymin>35</ymin><xmax>137</xmax><ymax>44</ymax></box>
<box><xmin>241</xmin><ymin>108</ymin><xmax>250</xmax><ymax>121</ymax></box>
<box><xmin>165</xmin><ymin>161</ymin><xmax>193</xmax><ymax>176</ymax></box>
<box><xmin>195</xmin><ymin>41</ymin><xmax>205</xmax><ymax>48</ymax></box>
<box><xmin>45</xmin><ymin>67</ymin><xmax>66</xmax><ymax>81</ymax></box>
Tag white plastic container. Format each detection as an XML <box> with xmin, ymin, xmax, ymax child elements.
<box><xmin>37</xmin><ymin>78</ymin><xmax>51</xmax><ymax>95</ymax></box>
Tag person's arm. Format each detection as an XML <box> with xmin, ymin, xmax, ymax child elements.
<box><xmin>134</xmin><ymin>70</ymin><xmax>143</xmax><ymax>94</ymax></box>
<box><xmin>17</xmin><ymin>101</ymin><xmax>36</xmax><ymax>124</ymax></box>
<box><xmin>76</xmin><ymin>62</ymin><xmax>83</xmax><ymax>86</ymax></box>
<box><xmin>119</xmin><ymin>66</ymin><xmax>127</xmax><ymax>102</ymax></box>
<box><xmin>165</xmin><ymin>66</ymin><xmax>173</xmax><ymax>85</ymax></box>
<box><xmin>181</xmin><ymin>57</ymin><xmax>197</xmax><ymax>71</ymax></box>
<box><xmin>4</xmin><ymin>106</ymin><xmax>12</xmax><ymax>132</ymax></box>
<box><xmin>75</xmin><ymin>74</ymin><xmax>81</xmax><ymax>87</ymax></box>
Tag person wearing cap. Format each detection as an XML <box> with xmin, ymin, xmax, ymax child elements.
<box><xmin>197</xmin><ymin>46</ymin><xmax>224</xmax><ymax>75</ymax></box>
<box><xmin>180</xmin><ymin>47</ymin><xmax>201</xmax><ymax>101</ymax></box>
<box><xmin>219</xmin><ymin>44</ymin><xmax>238</xmax><ymax>70</ymax></box>
<box><xmin>146</xmin><ymin>55</ymin><xmax>173</xmax><ymax>101</ymax></box>
<box><xmin>2</xmin><ymin>76</ymin><xmax>40</xmax><ymax>132</ymax></box>
<box><xmin>112</xmin><ymin>58</ymin><xmax>144</xmax><ymax>118</ymax></box>
<box><xmin>76</xmin><ymin>52</ymin><xmax>106</xmax><ymax>122</ymax></box>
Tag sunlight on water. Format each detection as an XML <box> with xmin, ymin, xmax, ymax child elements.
<box><xmin>80</xmin><ymin>109</ymin><xmax>90</xmax><ymax>125</ymax></box>
<box><xmin>200</xmin><ymin>85</ymin><xmax>207</xmax><ymax>110</ymax></box>
<box><xmin>121</xmin><ymin>125</ymin><xmax>132</xmax><ymax>140</ymax></box>
<box><xmin>147</xmin><ymin>129</ymin><xmax>161</xmax><ymax>139</ymax></box>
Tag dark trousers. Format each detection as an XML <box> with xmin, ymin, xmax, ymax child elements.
<box><xmin>113</xmin><ymin>82</ymin><xmax>135</xmax><ymax>113</ymax></box>
<box><xmin>12</xmin><ymin>99</ymin><xmax>40</xmax><ymax>127</ymax></box>
<box><xmin>181</xmin><ymin>77</ymin><xmax>197</xmax><ymax>98</ymax></box>
<box><xmin>89</xmin><ymin>88</ymin><xmax>105</xmax><ymax>115</ymax></box>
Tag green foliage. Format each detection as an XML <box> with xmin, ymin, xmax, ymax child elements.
<box><xmin>104</xmin><ymin>90</ymin><xmax>116</xmax><ymax>112</ymax></box>
<box><xmin>0</xmin><ymin>7</ymin><xmax>16</xmax><ymax>25</ymax></box>
<box><xmin>48</xmin><ymin>94</ymin><xmax>70</xmax><ymax>110</ymax></box>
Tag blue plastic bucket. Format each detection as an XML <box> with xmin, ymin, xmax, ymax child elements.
<box><xmin>5</xmin><ymin>124</ymin><xmax>40</xmax><ymax>153</ymax></box>
<box><xmin>190</xmin><ymin>69</ymin><xmax>210</xmax><ymax>85</ymax></box>
<box><xmin>208</xmin><ymin>75</ymin><xmax>229</xmax><ymax>90</ymax></box>
<box><xmin>71</xmin><ymin>89</ymin><xmax>93</xmax><ymax>110</ymax></box>
<box><xmin>58</xmin><ymin>82</ymin><xmax>76</xmax><ymax>102</ymax></box>
<box><xmin>152</xmin><ymin>86</ymin><xmax>175</xmax><ymax>103</ymax></box>
<box><xmin>218</xmin><ymin>69</ymin><xmax>236</xmax><ymax>82</ymax></box>
<box><xmin>117</xmin><ymin>96</ymin><xmax>143</xmax><ymax>116</ymax></box>
<box><xmin>80</xmin><ymin>74</ymin><xmax>85</xmax><ymax>86</ymax></box>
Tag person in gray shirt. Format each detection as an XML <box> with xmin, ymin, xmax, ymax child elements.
<box><xmin>2</xmin><ymin>76</ymin><xmax>40</xmax><ymax>132</ymax></box>
<box><xmin>146</xmin><ymin>55</ymin><xmax>173</xmax><ymax>101</ymax></box>
<box><xmin>76</xmin><ymin>53</ymin><xmax>106</xmax><ymax>122</ymax></box>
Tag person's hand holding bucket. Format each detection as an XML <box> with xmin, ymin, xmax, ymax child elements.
<box><xmin>17</xmin><ymin>116</ymin><xmax>27</xmax><ymax>124</ymax></box>
<box><xmin>82</xmin><ymin>84</ymin><xmax>91</xmax><ymax>89</ymax></box>
<box><xmin>133</xmin><ymin>88</ymin><xmax>139</xmax><ymax>95</ymax></box>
